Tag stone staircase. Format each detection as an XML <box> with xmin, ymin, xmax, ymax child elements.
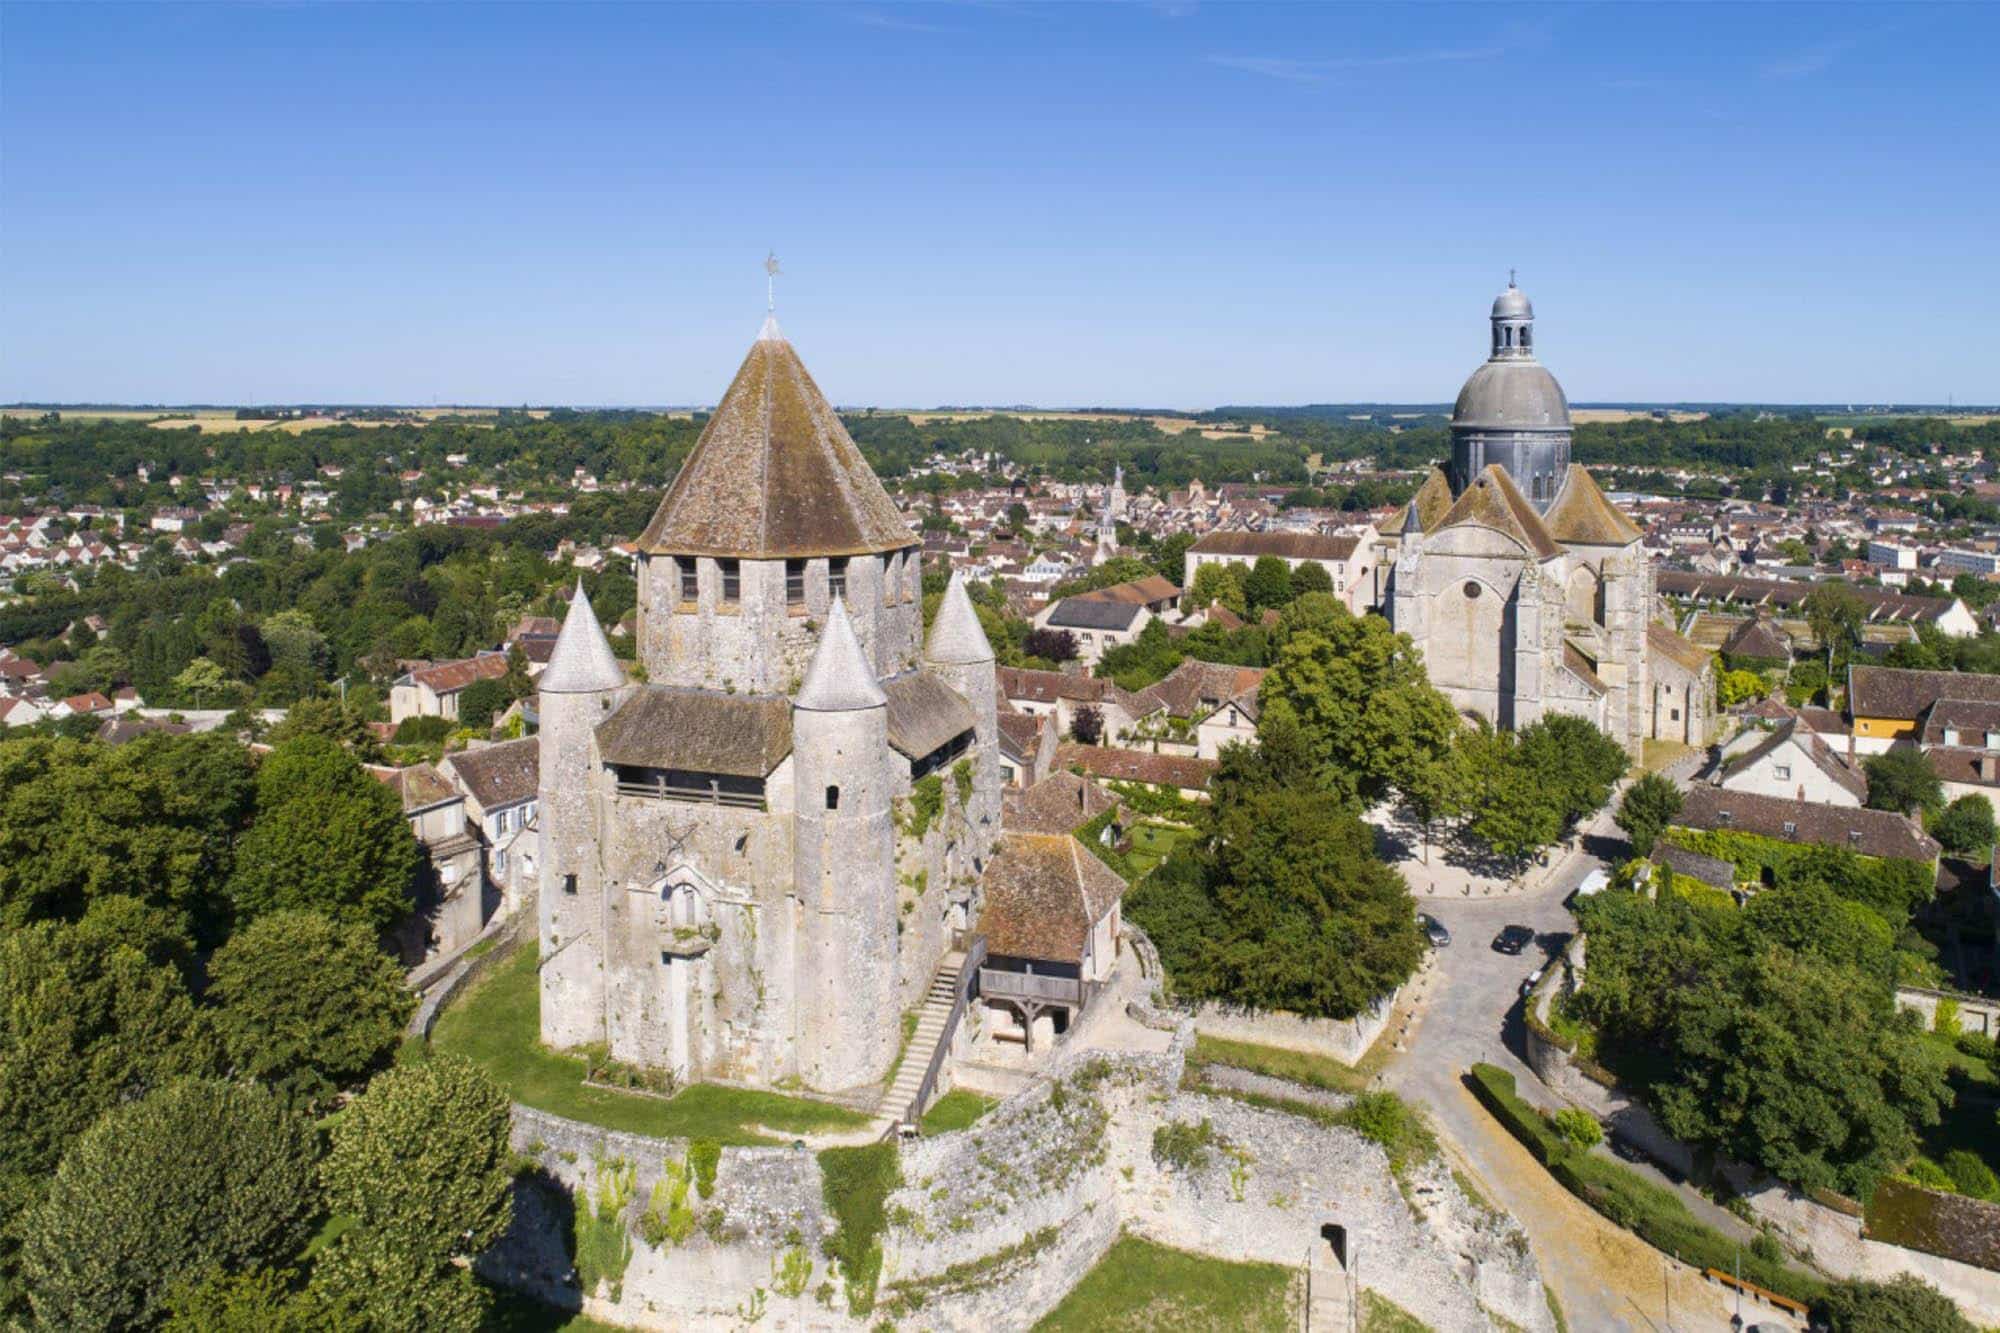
<box><xmin>1304</xmin><ymin>1247</ymin><xmax>1354</xmax><ymax>1333</ymax></box>
<box><xmin>871</xmin><ymin>950</ymin><xmax>966</xmax><ymax>1137</ymax></box>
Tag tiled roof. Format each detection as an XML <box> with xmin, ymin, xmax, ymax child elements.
<box><xmin>1647</xmin><ymin>623</ymin><xmax>1712</xmax><ymax>676</ymax></box>
<box><xmin>1431</xmin><ymin>464</ymin><xmax>1561</xmax><ymax>560</ymax></box>
<box><xmin>409</xmin><ymin>653</ymin><xmax>510</xmax><ymax>695</ymax></box>
<box><xmin>1189</xmin><ymin>531</ymin><xmax>1361</xmax><ymax>562</ymax></box>
<box><xmin>882</xmin><ymin>670</ymin><xmax>976</xmax><ymax>760</ymax></box>
<box><xmin>1920</xmin><ymin>698</ymin><xmax>2000</xmax><ymax>745</ymax></box>
<box><xmin>996</xmin><ymin>708</ymin><xmax>1047</xmax><ymax>760</ymax></box>
<box><xmin>1675</xmin><ymin>785</ymin><xmax>1938</xmax><ymax>863</ymax></box>
<box><xmin>395</xmin><ymin>763</ymin><xmax>461</xmax><ymax>814</ymax></box>
<box><xmin>1076</xmin><ymin>574</ymin><xmax>1181</xmax><ymax>606</ymax></box>
<box><xmin>1056</xmin><ymin>743</ymin><xmax>1217</xmax><ymax>791</ymax></box>
<box><xmin>1002</xmin><ymin>771</ymin><xmax>1120</xmax><ymax>835</ymax></box>
<box><xmin>977</xmin><ymin>831</ymin><xmax>1126</xmax><ymax>964</ymax></box>
<box><xmin>1720</xmin><ymin>615</ymin><xmax>1792</xmax><ymax>660</ymax></box>
<box><xmin>1137</xmin><ymin>659</ymin><xmax>1266</xmax><ymax>719</ymax></box>
<box><xmin>1716</xmin><ymin>719</ymin><xmax>1868</xmax><ymax>803</ymax></box>
<box><xmin>1543</xmin><ymin>465</ymin><xmax>1642</xmax><ymax>547</ymax></box>
<box><xmin>636</xmin><ymin>324</ymin><xmax>913</xmax><ymax>559</ymax></box>
<box><xmin>443</xmin><ymin>737</ymin><xmax>539</xmax><ymax>809</ymax></box>
<box><xmin>595</xmin><ymin>687</ymin><xmax>792</xmax><ymax>778</ymax></box>
<box><xmin>1925</xmin><ymin>746</ymin><xmax>2000</xmax><ymax>790</ymax></box>
<box><xmin>1657</xmin><ymin>572</ymin><xmax>1961</xmax><ymax>625</ymax></box>
<box><xmin>1561</xmin><ymin>644</ymin><xmax>1607</xmax><ymax>695</ymax></box>
<box><xmin>1848</xmin><ymin>666</ymin><xmax>2000</xmax><ymax>722</ymax></box>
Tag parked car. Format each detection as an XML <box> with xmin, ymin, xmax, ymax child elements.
<box><xmin>1492</xmin><ymin>925</ymin><xmax>1535</xmax><ymax>955</ymax></box>
<box><xmin>1417</xmin><ymin>913</ymin><xmax>1450</xmax><ymax>948</ymax></box>
<box><xmin>1521</xmin><ymin>965</ymin><xmax>1545</xmax><ymax>997</ymax></box>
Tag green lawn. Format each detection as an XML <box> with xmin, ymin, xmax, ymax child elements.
<box><xmin>1360</xmin><ymin>1289</ymin><xmax>1434</xmax><ymax>1333</ymax></box>
<box><xmin>1035</xmin><ymin>1234</ymin><xmax>1296</xmax><ymax>1332</ymax></box>
<box><xmin>1190</xmin><ymin>1033</ymin><xmax>1369</xmax><ymax>1093</ymax></box>
<box><xmin>430</xmin><ymin>944</ymin><xmax>868</xmax><ymax>1145</ymax></box>
<box><xmin>920</xmin><ymin>1088</ymin><xmax>997</xmax><ymax>1134</ymax></box>
<box><xmin>1125</xmin><ymin>820</ymin><xmax>1196</xmax><ymax>879</ymax></box>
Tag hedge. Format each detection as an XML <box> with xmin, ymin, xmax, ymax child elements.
<box><xmin>1662</xmin><ymin>827</ymin><xmax>1933</xmax><ymax>924</ymax></box>
<box><xmin>1865</xmin><ymin>1176</ymin><xmax>2000</xmax><ymax>1272</ymax></box>
<box><xmin>1467</xmin><ymin>1064</ymin><xmax>1825</xmax><ymax>1305</ymax></box>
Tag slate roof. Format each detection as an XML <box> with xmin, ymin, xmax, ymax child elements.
<box><xmin>1056</xmin><ymin>743</ymin><xmax>1218</xmax><ymax>791</ymax></box>
<box><xmin>1654</xmin><ymin>842</ymin><xmax>1738</xmax><ymax>891</ymax></box>
<box><xmin>1045</xmin><ymin>598</ymin><xmax>1144</xmax><ymax>632</ymax></box>
<box><xmin>1543</xmin><ymin>465</ymin><xmax>1643</xmax><ymax>547</ymax></box>
<box><xmin>882</xmin><ymin>670</ymin><xmax>976</xmax><ymax>760</ymax></box>
<box><xmin>444</xmin><ymin>737</ymin><xmax>539</xmax><ymax>809</ymax></box>
<box><xmin>637</xmin><ymin>323</ymin><xmax>914</xmax><ymax>559</ymax></box>
<box><xmin>1432</xmin><ymin>464</ymin><xmax>1561</xmax><ymax>560</ymax></box>
<box><xmin>596</xmin><ymin>687</ymin><xmax>793</xmax><ymax>777</ymax></box>
<box><xmin>1848</xmin><ymin>666</ymin><xmax>2000</xmax><ymax>721</ymax></box>
<box><xmin>1189</xmin><ymin>531</ymin><xmax>1361</xmax><ymax>562</ymax></box>
<box><xmin>1001</xmin><ymin>771</ymin><xmax>1121</xmax><ymax>835</ymax></box>
<box><xmin>96</xmin><ymin>716</ymin><xmax>191</xmax><ymax>745</ymax></box>
<box><xmin>1675</xmin><ymin>785</ymin><xmax>1939</xmax><ymax>862</ymax></box>
<box><xmin>977</xmin><ymin>831</ymin><xmax>1127</xmax><ymax>964</ymax></box>
<box><xmin>1378</xmin><ymin>467</ymin><xmax>1454</xmax><ymax>537</ymax></box>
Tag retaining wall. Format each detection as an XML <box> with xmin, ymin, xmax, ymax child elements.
<box><xmin>1187</xmin><ymin>988</ymin><xmax>1398</xmax><ymax>1065</ymax></box>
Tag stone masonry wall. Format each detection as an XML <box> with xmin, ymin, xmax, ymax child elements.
<box><xmin>485</xmin><ymin>1030</ymin><xmax>1555</xmax><ymax>1331</ymax></box>
<box><xmin>1189</xmin><ymin>988</ymin><xmax>1399</xmax><ymax>1065</ymax></box>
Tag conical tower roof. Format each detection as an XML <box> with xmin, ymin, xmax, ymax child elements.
<box><xmin>1380</xmin><ymin>467</ymin><xmax>1454</xmax><ymax>536</ymax></box>
<box><xmin>796</xmin><ymin>598</ymin><xmax>887</xmax><ymax>712</ymax></box>
<box><xmin>638</xmin><ymin>323</ymin><xmax>913</xmax><ymax>559</ymax></box>
<box><xmin>540</xmin><ymin>581</ymin><xmax>625</xmax><ymax>694</ymax></box>
<box><xmin>925</xmin><ymin>570</ymin><xmax>995</xmax><ymax>665</ymax></box>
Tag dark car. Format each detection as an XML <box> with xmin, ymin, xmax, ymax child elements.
<box><xmin>1492</xmin><ymin>925</ymin><xmax>1535</xmax><ymax>955</ymax></box>
<box><xmin>1417</xmin><ymin>913</ymin><xmax>1450</xmax><ymax>948</ymax></box>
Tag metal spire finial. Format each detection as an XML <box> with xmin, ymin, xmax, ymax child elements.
<box><xmin>764</xmin><ymin>251</ymin><xmax>782</xmax><ymax>314</ymax></box>
<box><xmin>1508</xmin><ymin>266</ymin><xmax>1517</xmax><ymax>289</ymax></box>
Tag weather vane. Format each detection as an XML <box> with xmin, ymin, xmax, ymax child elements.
<box><xmin>765</xmin><ymin>251</ymin><xmax>782</xmax><ymax>314</ymax></box>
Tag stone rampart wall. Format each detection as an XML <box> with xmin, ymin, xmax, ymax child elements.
<box><xmin>1895</xmin><ymin>984</ymin><xmax>2000</xmax><ymax>1037</ymax></box>
<box><xmin>1186</xmin><ymin>989</ymin><xmax>1397</xmax><ymax>1065</ymax></box>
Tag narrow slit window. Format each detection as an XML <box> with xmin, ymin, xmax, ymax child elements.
<box><xmin>785</xmin><ymin>558</ymin><xmax>806</xmax><ymax>606</ymax></box>
<box><xmin>678</xmin><ymin>557</ymin><xmax>699</xmax><ymax>603</ymax></box>
<box><xmin>563</xmin><ymin>873</ymin><xmax>578</xmax><ymax>895</ymax></box>
<box><xmin>825</xmin><ymin>785</ymin><xmax>840</xmax><ymax>811</ymax></box>
<box><xmin>829</xmin><ymin>556</ymin><xmax>849</xmax><ymax>601</ymax></box>
<box><xmin>719</xmin><ymin>558</ymin><xmax>741</xmax><ymax>604</ymax></box>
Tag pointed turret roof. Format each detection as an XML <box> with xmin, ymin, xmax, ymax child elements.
<box><xmin>638</xmin><ymin>326</ymin><xmax>913</xmax><ymax>559</ymax></box>
<box><xmin>796</xmin><ymin>598</ymin><xmax>887</xmax><ymax>712</ymax></box>
<box><xmin>1544</xmin><ymin>464</ymin><xmax>1642</xmax><ymax>547</ymax></box>
<box><xmin>1380</xmin><ymin>467</ymin><xmax>1454</xmax><ymax>536</ymax></box>
<box><xmin>1432</xmin><ymin>464</ymin><xmax>1561</xmax><ymax>560</ymax></box>
<box><xmin>925</xmin><ymin>571</ymin><xmax>996</xmax><ymax>665</ymax></box>
<box><xmin>540</xmin><ymin>582</ymin><xmax>625</xmax><ymax>694</ymax></box>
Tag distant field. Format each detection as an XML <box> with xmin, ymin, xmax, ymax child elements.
<box><xmin>1571</xmin><ymin>408</ymin><xmax>1710</xmax><ymax>424</ymax></box>
<box><xmin>901</xmin><ymin>409</ymin><xmax>1274</xmax><ymax>440</ymax></box>
<box><xmin>1</xmin><ymin>405</ymin><xmax>550</xmax><ymax>433</ymax></box>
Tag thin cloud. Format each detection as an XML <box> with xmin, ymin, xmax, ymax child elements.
<box><xmin>1763</xmin><ymin>35</ymin><xmax>1858</xmax><ymax>80</ymax></box>
<box><xmin>1209</xmin><ymin>45</ymin><xmax>1506</xmax><ymax>83</ymax></box>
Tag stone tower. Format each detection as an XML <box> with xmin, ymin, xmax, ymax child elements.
<box><xmin>791</xmin><ymin>598</ymin><xmax>900</xmax><ymax>1090</ymax></box>
<box><xmin>536</xmin><ymin>581</ymin><xmax>626</xmax><ymax>1048</ymax></box>
<box><xmin>1447</xmin><ymin>278</ymin><xmax>1572</xmax><ymax>510</ymax></box>
<box><xmin>923</xmin><ymin>571</ymin><xmax>1002</xmax><ymax>835</ymax></box>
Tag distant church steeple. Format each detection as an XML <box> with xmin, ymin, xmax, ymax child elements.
<box><xmin>1449</xmin><ymin>275</ymin><xmax>1572</xmax><ymax>510</ymax></box>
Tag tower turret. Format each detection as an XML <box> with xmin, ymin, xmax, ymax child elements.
<box><xmin>1448</xmin><ymin>276</ymin><xmax>1572</xmax><ymax>510</ymax></box>
<box><xmin>924</xmin><ymin>570</ymin><xmax>1001</xmax><ymax>836</ymax></box>
<box><xmin>537</xmin><ymin>582</ymin><xmax>625</xmax><ymax>1049</ymax></box>
<box><xmin>790</xmin><ymin>598</ymin><xmax>898</xmax><ymax>1090</ymax></box>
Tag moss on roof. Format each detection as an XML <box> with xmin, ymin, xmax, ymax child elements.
<box><xmin>1431</xmin><ymin>464</ymin><xmax>1561</xmax><ymax>560</ymax></box>
<box><xmin>1379</xmin><ymin>467</ymin><xmax>1454</xmax><ymax>536</ymax></box>
<box><xmin>1544</xmin><ymin>464</ymin><xmax>1642</xmax><ymax>547</ymax></box>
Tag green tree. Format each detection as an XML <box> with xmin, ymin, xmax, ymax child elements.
<box><xmin>316</xmin><ymin>1056</ymin><xmax>514</xmax><ymax>1333</ymax></box>
<box><xmin>1864</xmin><ymin>747</ymin><xmax>1943</xmax><ymax>816</ymax></box>
<box><xmin>1715</xmin><ymin>667</ymin><xmax>1768</xmax><ymax>709</ymax></box>
<box><xmin>174</xmin><ymin>654</ymin><xmax>232</xmax><ymax>706</ymax></box>
<box><xmin>1289</xmin><ymin>560</ymin><xmax>1334</xmax><ymax>597</ymax></box>
<box><xmin>1181</xmin><ymin>561</ymin><xmax>1246</xmax><ymax>617</ymax></box>
<box><xmin>1614</xmin><ymin>772</ymin><xmax>1683</xmax><ymax>857</ymax></box>
<box><xmin>1801</xmin><ymin>582</ymin><xmax>1865</xmax><ymax>682</ymax></box>
<box><xmin>265</xmin><ymin>695</ymin><xmax>380</xmax><ymax>757</ymax></box>
<box><xmin>164</xmin><ymin>1267</ymin><xmax>361</xmax><ymax>1333</ymax></box>
<box><xmin>19</xmin><ymin>1079</ymin><xmax>317</xmax><ymax>1330</ymax></box>
<box><xmin>207</xmin><ymin>911</ymin><xmax>415</xmax><ymax>1111</ymax></box>
<box><xmin>1257</xmin><ymin>595</ymin><xmax>1458</xmax><ymax>805</ymax></box>
<box><xmin>1931</xmin><ymin>793</ymin><xmax>1996</xmax><ymax>856</ymax></box>
<box><xmin>1242</xmin><ymin>555</ymin><xmax>1294</xmax><ymax>611</ymax></box>
<box><xmin>1815</xmin><ymin>1276</ymin><xmax>1975</xmax><ymax>1333</ymax></box>
<box><xmin>456</xmin><ymin>676</ymin><xmax>510</xmax><ymax>731</ymax></box>
<box><xmin>227</xmin><ymin>735</ymin><xmax>421</xmax><ymax>931</ymax></box>
<box><xmin>0</xmin><ymin>915</ymin><xmax>220</xmax><ymax>1262</ymax></box>
<box><xmin>1511</xmin><ymin>715</ymin><xmax>1629</xmax><ymax>827</ymax></box>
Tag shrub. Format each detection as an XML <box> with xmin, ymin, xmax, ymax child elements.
<box><xmin>1552</xmin><ymin>1107</ymin><xmax>1604</xmax><ymax>1151</ymax></box>
<box><xmin>391</xmin><ymin>714</ymin><xmax>453</xmax><ymax>745</ymax></box>
<box><xmin>819</xmin><ymin>1142</ymin><xmax>899</xmax><ymax>1316</ymax></box>
<box><xmin>1932</xmin><ymin>996</ymin><xmax>1961</xmax><ymax>1038</ymax></box>
<box><xmin>690</xmin><ymin>1138</ymin><xmax>722</xmax><ymax>1199</ymax></box>
<box><xmin>1331</xmin><ymin>1092</ymin><xmax>1438</xmax><ymax>1174</ymax></box>
<box><xmin>903</xmin><ymin>774</ymin><xmax>944</xmax><ymax>840</ymax></box>
<box><xmin>578</xmin><ymin>1159</ymin><xmax>637</xmax><ymax>1297</ymax></box>
<box><xmin>638</xmin><ymin>1155</ymin><xmax>696</xmax><ymax>1249</ymax></box>
<box><xmin>1904</xmin><ymin>1157</ymin><xmax>1955</xmax><ymax>1191</ymax></box>
<box><xmin>1151</xmin><ymin>1117</ymin><xmax>1219</xmax><ymax>1172</ymax></box>
<box><xmin>19</xmin><ymin>1078</ymin><xmax>317</xmax><ymax>1330</ymax></box>
<box><xmin>1815</xmin><ymin>1275</ymin><xmax>1976</xmax><ymax>1333</ymax></box>
<box><xmin>1941</xmin><ymin>1150</ymin><xmax>2000</xmax><ymax>1202</ymax></box>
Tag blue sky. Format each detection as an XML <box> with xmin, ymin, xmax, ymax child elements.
<box><xmin>3</xmin><ymin>2</ymin><xmax>1994</xmax><ymax>408</ymax></box>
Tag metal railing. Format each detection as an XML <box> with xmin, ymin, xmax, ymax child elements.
<box><xmin>613</xmin><ymin>777</ymin><xmax>765</xmax><ymax>810</ymax></box>
<box><xmin>979</xmin><ymin>966</ymin><xmax>1082</xmax><ymax>1006</ymax></box>
<box><xmin>899</xmin><ymin>933</ymin><xmax>987</xmax><ymax>1134</ymax></box>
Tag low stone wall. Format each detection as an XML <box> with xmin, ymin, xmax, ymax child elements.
<box><xmin>1895</xmin><ymin>984</ymin><xmax>2000</xmax><ymax>1038</ymax></box>
<box><xmin>479</xmin><ymin>1031</ymin><xmax>1554</xmax><ymax>1331</ymax></box>
<box><xmin>1188</xmin><ymin>989</ymin><xmax>1397</xmax><ymax>1065</ymax></box>
<box><xmin>1527</xmin><ymin>937</ymin><xmax>2000</xmax><ymax>1325</ymax></box>
<box><xmin>407</xmin><ymin>911</ymin><xmax>532</xmax><ymax>1039</ymax></box>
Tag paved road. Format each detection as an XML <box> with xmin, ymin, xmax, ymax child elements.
<box><xmin>1385</xmin><ymin>816</ymin><xmax>1798</xmax><ymax>1333</ymax></box>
